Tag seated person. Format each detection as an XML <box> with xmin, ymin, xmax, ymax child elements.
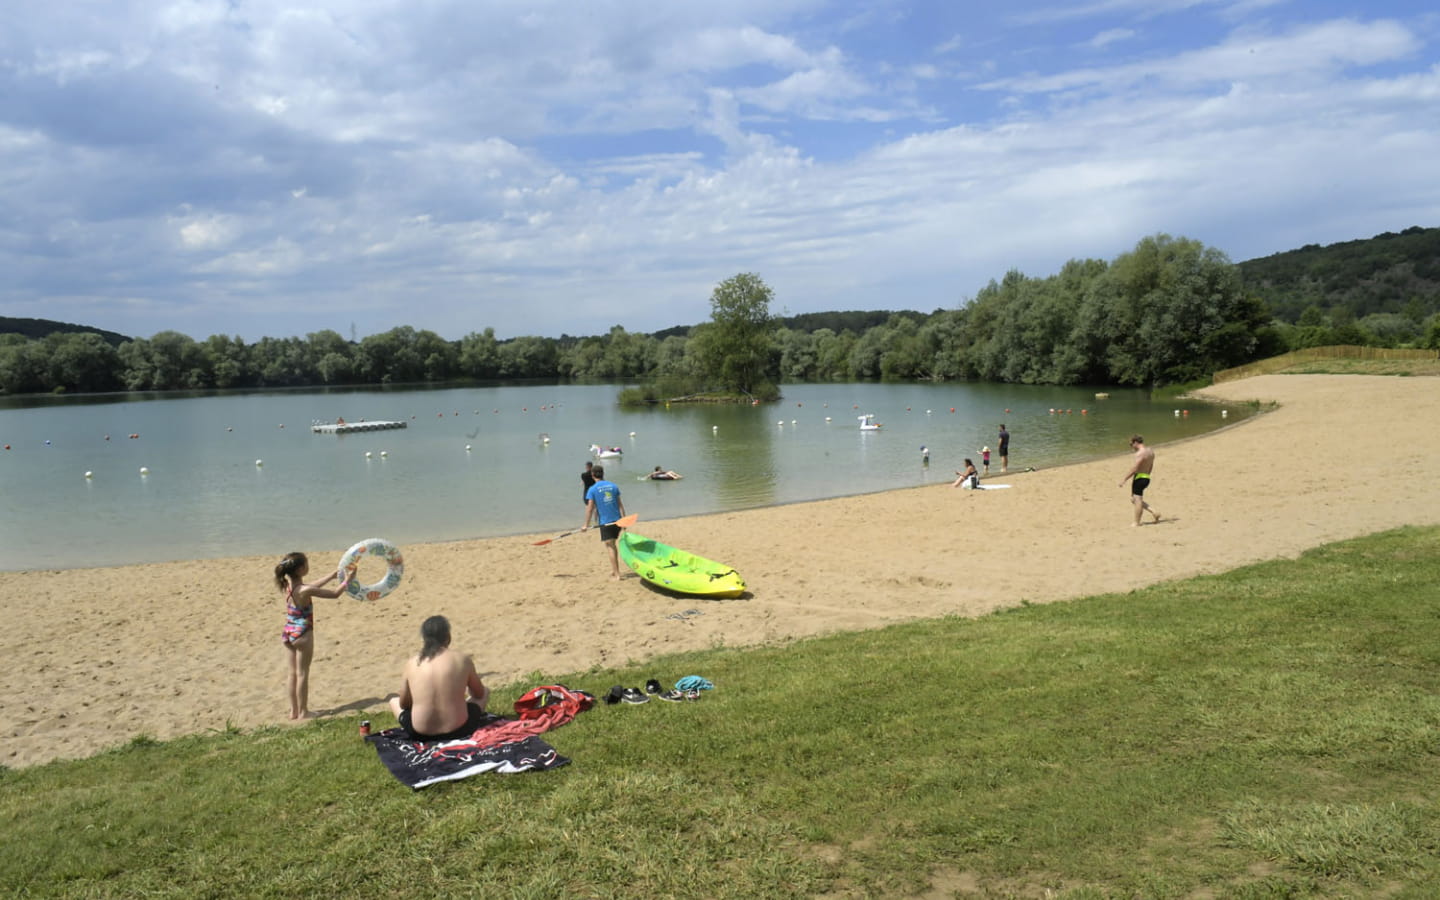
<box><xmin>387</xmin><ymin>615</ymin><xmax>490</xmax><ymax>741</ymax></box>
<box><xmin>649</xmin><ymin>466</ymin><xmax>683</xmax><ymax>480</ymax></box>
<box><xmin>951</xmin><ymin>459</ymin><xmax>980</xmax><ymax>489</ymax></box>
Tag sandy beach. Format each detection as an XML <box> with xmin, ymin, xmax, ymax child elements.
<box><xmin>5</xmin><ymin>374</ymin><xmax>1438</xmax><ymax>769</ymax></box>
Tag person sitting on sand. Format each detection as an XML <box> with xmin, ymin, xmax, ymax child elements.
<box><xmin>649</xmin><ymin>466</ymin><xmax>683</xmax><ymax>480</ymax></box>
<box><xmin>388</xmin><ymin>615</ymin><xmax>490</xmax><ymax>742</ymax></box>
<box><xmin>952</xmin><ymin>459</ymin><xmax>980</xmax><ymax>489</ymax></box>
<box><xmin>276</xmin><ymin>551</ymin><xmax>353</xmax><ymax>720</ymax></box>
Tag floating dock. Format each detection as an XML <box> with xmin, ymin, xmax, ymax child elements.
<box><xmin>311</xmin><ymin>420</ymin><xmax>408</xmax><ymax>434</ymax></box>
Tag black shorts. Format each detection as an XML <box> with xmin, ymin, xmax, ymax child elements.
<box><xmin>1132</xmin><ymin>476</ymin><xmax>1150</xmax><ymax>496</ymax></box>
<box><xmin>599</xmin><ymin>523</ymin><xmax>621</xmax><ymax>542</ymax></box>
<box><xmin>398</xmin><ymin>701</ymin><xmax>487</xmax><ymax>742</ymax></box>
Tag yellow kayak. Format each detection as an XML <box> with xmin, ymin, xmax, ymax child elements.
<box><xmin>618</xmin><ymin>532</ymin><xmax>746</xmax><ymax>599</ymax></box>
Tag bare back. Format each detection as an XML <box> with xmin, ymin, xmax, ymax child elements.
<box><xmin>1133</xmin><ymin>444</ymin><xmax>1155</xmax><ymax>476</ymax></box>
<box><xmin>400</xmin><ymin>648</ymin><xmax>481</xmax><ymax>736</ymax></box>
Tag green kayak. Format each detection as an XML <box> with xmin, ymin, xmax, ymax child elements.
<box><xmin>618</xmin><ymin>532</ymin><xmax>747</xmax><ymax>599</ymax></box>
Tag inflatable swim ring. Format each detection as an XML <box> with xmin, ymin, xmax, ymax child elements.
<box><xmin>339</xmin><ymin>537</ymin><xmax>404</xmax><ymax>602</ymax></box>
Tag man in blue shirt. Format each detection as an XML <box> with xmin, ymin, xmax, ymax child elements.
<box><xmin>581</xmin><ymin>464</ymin><xmax>627</xmax><ymax>580</ymax></box>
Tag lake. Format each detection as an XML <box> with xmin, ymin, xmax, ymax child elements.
<box><xmin>0</xmin><ymin>382</ymin><xmax>1248</xmax><ymax>570</ymax></box>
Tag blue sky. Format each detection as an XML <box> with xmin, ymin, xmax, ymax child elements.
<box><xmin>2</xmin><ymin>0</ymin><xmax>1437</xmax><ymax>342</ymax></box>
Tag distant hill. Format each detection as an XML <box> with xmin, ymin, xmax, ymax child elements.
<box><xmin>651</xmin><ymin>308</ymin><xmax>928</xmax><ymax>340</ymax></box>
<box><xmin>1238</xmin><ymin>225</ymin><xmax>1440</xmax><ymax>323</ymax></box>
<box><xmin>0</xmin><ymin>317</ymin><xmax>132</xmax><ymax>347</ymax></box>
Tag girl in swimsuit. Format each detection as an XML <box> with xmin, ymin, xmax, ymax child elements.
<box><xmin>276</xmin><ymin>551</ymin><xmax>353</xmax><ymax>720</ymax></box>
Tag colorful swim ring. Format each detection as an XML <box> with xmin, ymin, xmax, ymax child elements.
<box><xmin>339</xmin><ymin>537</ymin><xmax>404</xmax><ymax>602</ymax></box>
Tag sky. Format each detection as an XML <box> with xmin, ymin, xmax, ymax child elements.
<box><xmin>2</xmin><ymin>1</ymin><xmax>1438</xmax><ymax>343</ymax></box>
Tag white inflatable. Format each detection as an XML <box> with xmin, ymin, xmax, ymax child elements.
<box><xmin>339</xmin><ymin>537</ymin><xmax>404</xmax><ymax>602</ymax></box>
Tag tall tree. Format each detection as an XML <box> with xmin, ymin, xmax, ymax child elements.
<box><xmin>689</xmin><ymin>273</ymin><xmax>777</xmax><ymax>395</ymax></box>
<box><xmin>1084</xmin><ymin>234</ymin><xmax>1256</xmax><ymax>386</ymax></box>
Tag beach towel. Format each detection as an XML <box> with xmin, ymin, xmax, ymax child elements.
<box><xmin>369</xmin><ymin>684</ymin><xmax>595</xmax><ymax>789</ymax></box>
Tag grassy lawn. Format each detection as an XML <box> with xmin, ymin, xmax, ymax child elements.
<box><xmin>1278</xmin><ymin>359</ymin><xmax>1440</xmax><ymax>376</ymax></box>
<box><xmin>4</xmin><ymin>526</ymin><xmax>1439</xmax><ymax>898</ymax></box>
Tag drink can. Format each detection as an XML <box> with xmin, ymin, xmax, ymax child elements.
<box><xmin>359</xmin><ymin>720</ymin><xmax>371</xmax><ymax>737</ymax></box>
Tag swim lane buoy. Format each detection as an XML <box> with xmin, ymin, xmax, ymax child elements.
<box><xmin>339</xmin><ymin>537</ymin><xmax>404</xmax><ymax>602</ymax></box>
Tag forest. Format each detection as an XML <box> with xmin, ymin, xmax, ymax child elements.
<box><xmin>3</xmin><ymin>227</ymin><xmax>1437</xmax><ymax>397</ymax></box>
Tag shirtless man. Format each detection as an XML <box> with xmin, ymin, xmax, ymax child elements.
<box><xmin>1118</xmin><ymin>434</ymin><xmax>1162</xmax><ymax>526</ymax></box>
<box><xmin>387</xmin><ymin>615</ymin><xmax>491</xmax><ymax>741</ymax></box>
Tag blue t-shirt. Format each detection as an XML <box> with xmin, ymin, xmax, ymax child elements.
<box><xmin>585</xmin><ymin>479</ymin><xmax>622</xmax><ymax>525</ymax></box>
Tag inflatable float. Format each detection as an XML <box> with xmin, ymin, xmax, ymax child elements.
<box><xmin>339</xmin><ymin>537</ymin><xmax>404</xmax><ymax>601</ymax></box>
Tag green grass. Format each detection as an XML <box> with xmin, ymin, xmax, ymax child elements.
<box><xmin>1279</xmin><ymin>359</ymin><xmax>1440</xmax><ymax>377</ymax></box>
<box><xmin>5</xmin><ymin>527</ymin><xmax>1440</xmax><ymax>898</ymax></box>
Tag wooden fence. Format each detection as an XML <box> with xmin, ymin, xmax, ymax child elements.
<box><xmin>1212</xmin><ymin>345</ymin><xmax>1440</xmax><ymax>384</ymax></box>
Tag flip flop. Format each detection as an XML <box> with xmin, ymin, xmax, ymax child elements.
<box><xmin>644</xmin><ymin>679</ymin><xmax>662</xmax><ymax>694</ymax></box>
<box><xmin>621</xmin><ymin>688</ymin><xmax>650</xmax><ymax>705</ymax></box>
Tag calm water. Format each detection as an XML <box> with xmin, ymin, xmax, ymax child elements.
<box><xmin>0</xmin><ymin>382</ymin><xmax>1248</xmax><ymax>570</ymax></box>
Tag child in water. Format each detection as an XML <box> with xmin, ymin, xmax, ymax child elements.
<box><xmin>276</xmin><ymin>551</ymin><xmax>352</xmax><ymax>720</ymax></box>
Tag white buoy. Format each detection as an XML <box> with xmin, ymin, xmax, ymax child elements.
<box><xmin>1221</xmin><ymin>410</ymin><xmax>1228</xmax><ymax>418</ymax></box>
<box><xmin>465</xmin><ymin>445</ymin><xmax>472</xmax><ymax>451</ymax></box>
<box><xmin>85</xmin><ymin>471</ymin><xmax>93</xmax><ymax>479</ymax></box>
<box><xmin>1174</xmin><ymin>409</ymin><xmax>1180</xmax><ymax>416</ymax></box>
<box><xmin>825</xmin><ymin>416</ymin><xmax>832</xmax><ymax>422</ymax></box>
<box><xmin>139</xmin><ymin>466</ymin><xmax>150</xmax><ymax>475</ymax></box>
<box><xmin>380</xmin><ymin>450</ymin><xmax>388</xmax><ymax>457</ymax></box>
<box><xmin>712</xmin><ymin>425</ymin><xmax>718</xmax><ymax>431</ymax></box>
<box><xmin>629</xmin><ymin>431</ymin><xmax>636</xmax><ymax>437</ymax></box>
<box><xmin>365</xmin><ymin>451</ymin><xmax>373</xmax><ymax>458</ymax></box>
<box><xmin>791</xmin><ymin>419</ymin><xmax>797</xmax><ymax>425</ymax></box>
<box><xmin>255</xmin><ymin>459</ymin><xmax>263</xmax><ymax>467</ymax></box>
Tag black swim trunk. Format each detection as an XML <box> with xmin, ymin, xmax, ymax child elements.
<box><xmin>599</xmin><ymin>523</ymin><xmax>621</xmax><ymax>542</ymax></box>
<box><xmin>1131</xmin><ymin>475</ymin><xmax>1150</xmax><ymax>496</ymax></box>
<box><xmin>398</xmin><ymin>701</ymin><xmax>488</xmax><ymax>742</ymax></box>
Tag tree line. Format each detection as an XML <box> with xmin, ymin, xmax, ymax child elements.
<box><xmin>4</xmin><ymin>231</ymin><xmax>1438</xmax><ymax>398</ymax></box>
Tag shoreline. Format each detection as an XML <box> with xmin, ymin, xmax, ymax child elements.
<box><xmin>5</xmin><ymin>374</ymin><xmax>1438</xmax><ymax>769</ymax></box>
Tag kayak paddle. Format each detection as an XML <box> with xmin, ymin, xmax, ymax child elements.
<box><xmin>533</xmin><ymin>513</ymin><xmax>637</xmax><ymax>546</ymax></box>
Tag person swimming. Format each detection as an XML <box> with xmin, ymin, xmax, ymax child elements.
<box><xmin>649</xmin><ymin>466</ymin><xmax>683</xmax><ymax>480</ymax></box>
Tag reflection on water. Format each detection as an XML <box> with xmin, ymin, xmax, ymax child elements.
<box><xmin>701</xmin><ymin>402</ymin><xmax>778</xmax><ymax>508</ymax></box>
<box><xmin>0</xmin><ymin>382</ymin><xmax>1250</xmax><ymax>570</ymax></box>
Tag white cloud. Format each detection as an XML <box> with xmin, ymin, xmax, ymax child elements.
<box><xmin>987</xmin><ymin>19</ymin><xmax>1421</xmax><ymax>94</ymax></box>
<box><xmin>0</xmin><ymin>3</ymin><xmax>1436</xmax><ymax>341</ymax></box>
<box><xmin>1086</xmin><ymin>28</ymin><xmax>1137</xmax><ymax>49</ymax></box>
